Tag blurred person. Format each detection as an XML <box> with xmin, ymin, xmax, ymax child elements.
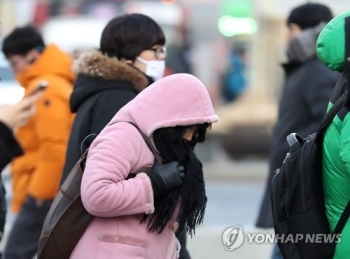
<box><xmin>221</xmin><ymin>46</ymin><xmax>246</xmax><ymax>103</ymax></box>
<box><xmin>0</xmin><ymin>92</ymin><xmax>43</xmax><ymax>170</ymax></box>
<box><xmin>61</xmin><ymin>13</ymin><xmax>191</xmax><ymax>259</ymax></box>
<box><xmin>254</xmin><ymin>3</ymin><xmax>338</xmax><ymax>259</ymax></box>
<box><xmin>70</xmin><ymin>73</ymin><xmax>218</xmax><ymax>259</ymax></box>
<box><xmin>164</xmin><ymin>44</ymin><xmax>192</xmax><ymax>76</ymax></box>
<box><xmin>2</xmin><ymin>25</ymin><xmax>75</xmax><ymax>259</ymax></box>
<box><xmin>317</xmin><ymin>11</ymin><xmax>350</xmax><ymax>259</ymax></box>
<box><xmin>0</xmin><ymin>93</ymin><xmax>42</xmax><ymax>257</ymax></box>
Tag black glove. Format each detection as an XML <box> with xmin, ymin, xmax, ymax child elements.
<box><xmin>149</xmin><ymin>161</ymin><xmax>185</xmax><ymax>199</ymax></box>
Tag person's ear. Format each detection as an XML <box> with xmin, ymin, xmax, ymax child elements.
<box><xmin>27</xmin><ymin>57</ymin><xmax>35</xmax><ymax>64</ymax></box>
<box><xmin>26</xmin><ymin>49</ymin><xmax>41</xmax><ymax>64</ymax></box>
<box><xmin>120</xmin><ymin>58</ymin><xmax>134</xmax><ymax>64</ymax></box>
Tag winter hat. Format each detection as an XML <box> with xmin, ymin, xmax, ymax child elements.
<box><xmin>287</xmin><ymin>3</ymin><xmax>333</xmax><ymax>30</ymax></box>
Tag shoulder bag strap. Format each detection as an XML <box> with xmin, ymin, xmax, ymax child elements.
<box><xmin>107</xmin><ymin>121</ymin><xmax>162</xmax><ymax>163</ymax></box>
<box><xmin>80</xmin><ymin>121</ymin><xmax>162</xmax><ymax>172</ymax></box>
<box><xmin>124</xmin><ymin>121</ymin><xmax>163</xmax><ymax>163</ymax></box>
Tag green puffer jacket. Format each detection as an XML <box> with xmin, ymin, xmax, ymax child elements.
<box><xmin>317</xmin><ymin>11</ymin><xmax>350</xmax><ymax>259</ymax></box>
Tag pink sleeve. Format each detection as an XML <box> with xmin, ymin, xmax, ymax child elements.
<box><xmin>81</xmin><ymin>122</ymin><xmax>154</xmax><ymax>217</ymax></box>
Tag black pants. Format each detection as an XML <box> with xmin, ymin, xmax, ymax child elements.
<box><xmin>176</xmin><ymin>227</ymin><xmax>191</xmax><ymax>259</ymax></box>
<box><xmin>4</xmin><ymin>196</ymin><xmax>52</xmax><ymax>259</ymax></box>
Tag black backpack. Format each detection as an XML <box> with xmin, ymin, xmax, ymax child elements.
<box><xmin>271</xmin><ymin>18</ymin><xmax>350</xmax><ymax>259</ymax></box>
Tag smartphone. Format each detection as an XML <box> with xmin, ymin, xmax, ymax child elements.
<box><xmin>27</xmin><ymin>81</ymin><xmax>48</xmax><ymax>96</ymax></box>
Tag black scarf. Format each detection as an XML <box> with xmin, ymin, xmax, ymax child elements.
<box><xmin>142</xmin><ymin>124</ymin><xmax>209</xmax><ymax>236</ymax></box>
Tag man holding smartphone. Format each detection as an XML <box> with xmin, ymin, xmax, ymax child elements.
<box><xmin>1</xmin><ymin>25</ymin><xmax>75</xmax><ymax>259</ymax></box>
<box><xmin>0</xmin><ymin>92</ymin><xmax>42</xmax><ymax>256</ymax></box>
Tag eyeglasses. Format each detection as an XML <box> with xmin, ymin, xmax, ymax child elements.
<box><xmin>145</xmin><ymin>46</ymin><xmax>167</xmax><ymax>59</ymax></box>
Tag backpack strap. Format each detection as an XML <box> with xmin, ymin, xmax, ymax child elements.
<box><xmin>315</xmin><ymin>79</ymin><xmax>348</xmax><ymax>140</ymax></box>
<box><xmin>345</xmin><ymin>16</ymin><xmax>350</xmax><ymax>77</ymax></box>
<box><xmin>333</xmin><ymin>201</ymin><xmax>350</xmax><ymax>235</ymax></box>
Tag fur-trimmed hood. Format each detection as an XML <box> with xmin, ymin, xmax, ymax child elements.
<box><xmin>73</xmin><ymin>50</ymin><xmax>148</xmax><ymax>91</ymax></box>
<box><xmin>70</xmin><ymin>51</ymin><xmax>149</xmax><ymax>113</ymax></box>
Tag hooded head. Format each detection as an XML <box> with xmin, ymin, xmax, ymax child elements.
<box><xmin>113</xmin><ymin>73</ymin><xmax>219</xmax><ymax>140</ymax></box>
<box><xmin>316</xmin><ymin>11</ymin><xmax>350</xmax><ymax>72</ymax></box>
<box><xmin>112</xmin><ymin>73</ymin><xmax>219</xmax><ymax>235</ymax></box>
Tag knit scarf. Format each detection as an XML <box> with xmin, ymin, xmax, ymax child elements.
<box><xmin>287</xmin><ymin>22</ymin><xmax>326</xmax><ymax>63</ymax></box>
<box><xmin>142</xmin><ymin>124</ymin><xmax>209</xmax><ymax>236</ymax></box>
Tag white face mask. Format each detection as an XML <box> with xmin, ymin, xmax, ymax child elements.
<box><xmin>137</xmin><ymin>57</ymin><xmax>165</xmax><ymax>81</ymax></box>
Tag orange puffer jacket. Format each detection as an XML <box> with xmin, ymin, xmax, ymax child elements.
<box><xmin>11</xmin><ymin>44</ymin><xmax>75</xmax><ymax>213</ymax></box>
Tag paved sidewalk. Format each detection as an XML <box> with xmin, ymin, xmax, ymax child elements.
<box><xmin>188</xmin><ymin>226</ymin><xmax>274</xmax><ymax>259</ymax></box>
<box><xmin>187</xmin><ymin>180</ymin><xmax>273</xmax><ymax>259</ymax></box>
<box><xmin>203</xmin><ymin>159</ymin><xmax>268</xmax><ymax>181</ymax></box>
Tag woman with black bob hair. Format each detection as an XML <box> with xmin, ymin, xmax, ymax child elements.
<box><xmin>62</xmin><ymin>13</ymin><xmax>167</xmax><ymax>183</ymax></box>
<box><xmin>62</xmin><ymin>13</ymin><xmax>193</xmax><ymax>259</ymax></box>
<box><xmin>70</xmin><ymin>73</ymin><xmax>219</xmax><ymax>259</ymax></box>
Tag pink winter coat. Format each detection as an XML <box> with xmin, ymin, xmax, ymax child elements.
<box><xmin>70</xmin><ymin>73</ymin><xmax>219</xmax><ymax>259</ymax></box>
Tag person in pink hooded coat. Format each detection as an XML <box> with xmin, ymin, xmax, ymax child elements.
<box><xmin>70</xmin><ymin>73</ymin><xmax>219</xmax><ymax>259</ymax></box>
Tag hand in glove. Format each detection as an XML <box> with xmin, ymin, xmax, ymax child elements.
<box><xmin>149</xmin><ymin>161</ymin><xmax>185</xmax><ymax>199</ymax></box>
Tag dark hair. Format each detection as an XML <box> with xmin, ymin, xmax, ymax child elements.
<box><xmin>100</xmin><ymin>13</ymin><xmax>166</xmax><ymax>60</ymax></box>
<box><xmin>142</xmin><ymin>123</ymin><xmax>211</xmax><ymax>235</ymax></box>
<box><xmin>287</xmin><ymin>3</ymin><xmax>333</xmax><ymax>30</ymax></box>
<box><xmin>2</xmin><ymin>25</ymin><xmax>45</xmax><ymax>58</ymax></box>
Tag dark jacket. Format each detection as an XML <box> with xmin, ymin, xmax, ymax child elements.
<box><xmin>256</xmin><ymin>58</ymin><xmax>340</xmax><ymax>228</ymax></box>
<box><xmin>61</xmin><ymin>51</ymin><xmax>149</xmax><ymax>182</ymax></box>
<box><xmin>0</xmin><ymin>121</ymin><xmax>23</xmax><ymax>242</ymax></box>
<box><xmin>0</xmin><ymin>122</ymin><xmax>23</xmax><ymax>171</ymax></box>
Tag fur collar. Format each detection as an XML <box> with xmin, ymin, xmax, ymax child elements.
<box><xmin>73</xmin><ymin>50</ymin><xmax>148</xmax><ymax>92</ymax></box>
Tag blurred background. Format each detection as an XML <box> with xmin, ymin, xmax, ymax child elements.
<box><xmin>0</xmin><ymin>0</ymin><xmax>349</xmax><ymax>258</ymax></box>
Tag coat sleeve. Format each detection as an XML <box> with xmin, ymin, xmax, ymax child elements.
<box><xmin>81</xmin><ymin>122</ymin><xmax>155</xmax><ymax>217</ymax></box>
<box><xmin>28</xmin><ymin>90</ymin><xmax>72</xmax><ymax>200</ymax></box>
<box><xmin>340</xmin><ymin>115</ymin><xmax>350</xmax><ymax>174</ymax></box>
<box><xmin>303</xmin><ymin>67</ymin><xmax>338</xmax><ymax>126</ymax></box>
<box><xmin>0</xmin><ymin>122</ymin><xmax>23</xmax><ymax>171</ymax></box>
